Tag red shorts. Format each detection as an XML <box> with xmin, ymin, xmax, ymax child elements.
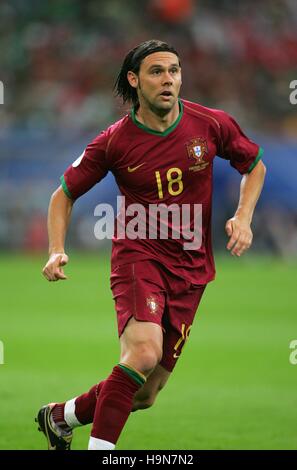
<box><xmin>110</xmin><ymin>260</ymin><xmax>206</xmax><ymax>372</ymax></box>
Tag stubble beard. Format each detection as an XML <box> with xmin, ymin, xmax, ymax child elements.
<box><xmin>137</xmin><ymin>81</ymin><xmax>177</xmax><ymax>118</ymax></box>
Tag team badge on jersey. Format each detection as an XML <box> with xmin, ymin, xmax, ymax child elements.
<box><xmin>186</xmin><ymin>138</ymin><xmax>209</xmax><ymax>172</ymax></box>
<box><xmin>146</xmin><ymin>296</ymin><xmax>159</xmax><ymax>315</ymax></box>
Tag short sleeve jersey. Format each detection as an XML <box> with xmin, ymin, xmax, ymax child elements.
<box><xmin>61</xmin><ymin>99</ymin><xmax>263</xmax><ymax>284</ymax></box>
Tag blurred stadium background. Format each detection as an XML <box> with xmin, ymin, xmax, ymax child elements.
<box><xmin>0</xmin><ymin>0</ymin><xmax>296</xmax><ymax>450</ymax></box>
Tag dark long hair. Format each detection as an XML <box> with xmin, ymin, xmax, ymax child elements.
<box><xmin>114</xmin><ymin>39</ymin><xmax>180</xmax><ymax>108</ymax></box>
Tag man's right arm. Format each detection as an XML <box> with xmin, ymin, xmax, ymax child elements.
<box><xmin>42</xmin><ymin>186</ymin><xmax>74</xmax><ymax>282</ymax></box>
<box><xmin>42</xmin><ymin>129</ymin><xmax>110</xmax><ymax>281</ymax></box>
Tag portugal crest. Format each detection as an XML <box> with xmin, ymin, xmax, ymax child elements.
<box><xmin>146</xmin><ymin>296</ymin><xmax>159</xmax><ymax>315</ymax></box>
<box><xmin>186</xmin><ymin>138</ymin><xmax>209</xmax><ymax>172</ymax></box>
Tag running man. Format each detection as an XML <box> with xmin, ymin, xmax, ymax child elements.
<box><xmin>38</xmin><ymin>39</ymin><xmax>266</xmax><ymax>450</ymax></box>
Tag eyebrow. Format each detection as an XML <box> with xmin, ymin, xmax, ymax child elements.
<box><xmin>148</xmin><ymin>63</ymin><xmax>180</xmax><ymax>70</ymax></box>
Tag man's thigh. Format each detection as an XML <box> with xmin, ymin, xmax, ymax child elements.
<box><xmin>110</xmin><ymin>260</ymin><xmax>167</xmax><ymax>337</ymax></box>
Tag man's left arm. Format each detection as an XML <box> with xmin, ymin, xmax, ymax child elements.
<box><xmin>225</xmin><ymin>160</ymin><xmax>266</xmax><ymax>256</ymax></box>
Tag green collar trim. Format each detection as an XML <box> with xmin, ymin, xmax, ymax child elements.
<box><xmin>131</xmin><ymin>99</ymin><xmax>183</xmax><ymax>137</ymax></box>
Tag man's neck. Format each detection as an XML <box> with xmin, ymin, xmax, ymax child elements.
<box><xmin>135</xmin><ymin>100</ymin><xmax>180</xmax><ymax>133</ymax></box>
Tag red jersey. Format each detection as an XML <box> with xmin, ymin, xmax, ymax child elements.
<box><xmin>61</xmin><ymin>99</ymin><xmax>263</xmax><ymax>284</ymax></box>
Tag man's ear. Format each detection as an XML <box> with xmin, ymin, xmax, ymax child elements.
<box><xmin>127</xmin><ymin>71</ymin><xmax>138</xmax><ymax>89</ymax></box>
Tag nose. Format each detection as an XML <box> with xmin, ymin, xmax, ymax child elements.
<box><xmin>162</xmin><ymin>70</ymin><xmax>173</xmax><ymax>85</ymax></box>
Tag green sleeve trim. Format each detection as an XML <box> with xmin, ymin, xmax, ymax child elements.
<box><xmin>60</xmin><ymin>175</ymin><xmax>73</xmax><ymax>199</ymax></box>
<box><xmin>118</xmin><ymin>364</ymin><xmax>146</xmax><ymax>386</ymax></box>
<box><xmin>248</xmin><ymin>147</ymin><xmax>264</xmax><ymax>173</ymax></box>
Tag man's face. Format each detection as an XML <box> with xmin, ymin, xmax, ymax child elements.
<box><xmin>128</xmin><ymin>51</ymin><xmax>182</xmax><ymax>114</ymax></box>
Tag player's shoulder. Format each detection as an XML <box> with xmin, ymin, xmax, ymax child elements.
<box><xmin>101</xmin><ymin>113</ymin><xmax>131</xmax><ymax>142</ymax></box>
<box><xmin>90</xmin><ymin>113</ymin><xmax>131</xmax><ymax>153</ymax></box>
<box><xmin>182</xmin><ymin>99</ymin><xmax>231</xmax><ymax>130</ymax></box>
<box><xmin>106</xmin><ymin>113</ymin><xmax>131</xmax><ymax>135</ymax></box>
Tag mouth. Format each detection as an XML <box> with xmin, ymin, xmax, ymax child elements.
<box><xmin>160</xmin><ymin>91</ymin><xmax>173</xmax><ymax>97</ymax></box>
<box><xmin>159</xmin><ymin>91</ymin><xmax>174</xmax><ymax>102</ymax></box>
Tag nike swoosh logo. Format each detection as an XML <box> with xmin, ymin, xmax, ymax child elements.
<box><xmin>127</xmin><ymin>163</ymin><xmax>146</xmax><ymax>173</ymax></box>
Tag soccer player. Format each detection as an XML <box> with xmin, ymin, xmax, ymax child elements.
<box><xmin>37</xmin><ymin>39</ymin><xmax>266</xmax><ymax>450</ymax></box>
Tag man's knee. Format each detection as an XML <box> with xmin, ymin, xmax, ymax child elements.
<box><xmin>132</xmin><ymin>379</ymin><xmax>166</xmax><ymax>411</ymax></box>
<box><xmin>121</xmin><ymin>340</ymin><xmax>163</xmax><ymax>375</ymax></box>
<box><xmin>132</xmin><ymin>398</ymin><xmax>154</xmax><ymax>411</ymax></box>
<box><xmin>120</xmin><ymin>319</ymin><xmax>163</xmax><ymax>375</ymax></box>
<box><xmin>132</xmin><ymin>369</ymin><xmax>168</xmax><ymax>412</ymax></box>
<box><xmin>133</xmin><ymin>342</ymin><xmax>163</xmax><ymax>374</ymax></box>
<box><xmin>132</xmin><ymin>391</ymin><xmax>156</xmax><ymax>411</ymax></box>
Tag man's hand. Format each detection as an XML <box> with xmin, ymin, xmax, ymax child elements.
<box><xmin>42</xmin><ymin>253</ymin><xmax>69</xmax><ymax>281</ymax></box>
<box><xmin>225</xmin><ymin>216</ymin><xmax>253</xmax><ymax>257</ymax></box>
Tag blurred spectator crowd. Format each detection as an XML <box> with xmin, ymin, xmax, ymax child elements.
<box><xmin>1</xmin><ymin>0</ymin><xmax>297</xmax><ymax>136</ymax></box>
<box><xmin>0</xmin><ymin>0</ymin><xmax>297</xmax><ymax>256</ymax></box>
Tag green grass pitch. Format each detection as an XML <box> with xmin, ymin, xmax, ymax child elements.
<box><xmin>0</xmin><ymin>253</ymin><xmax>296</xmax><ymax>450</ymax></box>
